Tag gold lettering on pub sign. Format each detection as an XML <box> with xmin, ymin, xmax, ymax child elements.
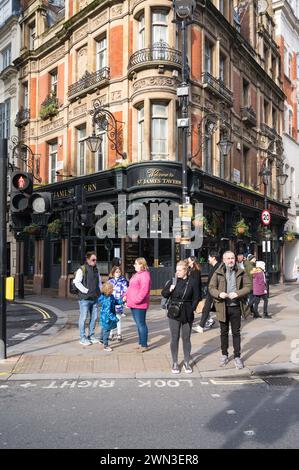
<box><xmin>84</xmin><ymin>183</ymin><xmax>97</xmax><ymax>192</ymax></box>
<box><xmin>136</xmin><ymin>168</ymin><xmax>181</xmax><ymax>186</ymax></box>
<box><xmin>54</xmin><ymin>189</ymin><xmax>72</xmax><ymax>198</ymax></box>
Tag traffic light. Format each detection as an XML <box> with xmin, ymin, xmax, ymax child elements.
<box><xmin>10</xmin><ymin>171</ymin><xmax>33</xmax><ymax>213</ymax></box>
<box><xmin>30</xmin><ymin>192</ymin><xmax>52</xmax><ymax>214</ymax></box>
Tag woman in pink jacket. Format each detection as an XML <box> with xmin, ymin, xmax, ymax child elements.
<box><xmin>124</xmin><ymin>257</ymin><xmax>151</xmax><ymax>351</ymax></box>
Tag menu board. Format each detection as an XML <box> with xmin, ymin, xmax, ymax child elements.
<box><xmin>125</xmin><ymin>241</ymin><xmax>139</xmax><ymax>272</ymax></box>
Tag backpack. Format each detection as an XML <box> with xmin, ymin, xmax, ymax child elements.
<box><xmin>70</xmin><ymin>265</ymin><xmax>87</xmax><ymax>295</ymax></box>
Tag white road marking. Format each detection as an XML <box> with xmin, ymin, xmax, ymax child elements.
<box><xmin>20</xmin><ymin>383</ymin><xmax>37</xmax><ymax>389</ymax></box>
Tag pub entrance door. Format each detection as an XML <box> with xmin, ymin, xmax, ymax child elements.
<box><xmin>139</xmin><ymin>239</ymin><xmax>175</xmax><ymax>294</ymax></box>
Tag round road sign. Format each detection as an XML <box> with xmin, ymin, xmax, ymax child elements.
<box><xmin>261</xmin><ymin>210</ymin><xmax>271</xmax><ymax>226</ymax></box>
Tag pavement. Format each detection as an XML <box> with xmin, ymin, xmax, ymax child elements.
<box><xmin>1</xmin><ymin>283</ymin><xmax>299</xmax><ymax>380</ymax></box>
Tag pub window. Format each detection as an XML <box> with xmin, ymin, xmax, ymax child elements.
<box><xmin>242</xmin><ymin>146</ymin><xmax>250</xmax><ymax>186</ymax></box>
<box><xmin>151</xmin><ymin>102</ymin><xmax>168</xmax><ymax>160</ymax></box>
<box><xmin>95</xmin><ymin>128</ymin><xmax>106</xmax><ymax>172</ymax></box>
<box><xmin>264</xmin><ymin>100</ymin><xmax>269</xmax><ymax>124</ymax></box>
<box><xmin>77</xmin><ymin>125</ymin><xmax>86</xmax><ymax>176</ymax></box>
<box><xmin>204</xmin><ymin>40</ymin><xmax>213</xmax><ymax>75</ymax></box>
<box><xmin>28</xmin><ymin>21</ymin><xmax>36</xmax><ymax>50</ymax></box>
<box><xmin>0</xmin><ymin>44</ymin><xmax>11</xmax><ymax>71</ymax></box>
<box><xmin>96</xmin><ymin>35</ymin><xmax>107</xmax><ymax>70</ymax></box>
<box><xmin>137</xmin><ymin>105</ymin><xmax>144</xmax><ymax>161</ymax></box>
<box><xmin>152</xmin><ymin>10</ymin><xmax>168</xmax><ymax>46</ymax></box>
<box><xmin>219</xmin><ymin>54</ymin><xmax>226</xmax><ymax>84</ymax></box>
<box><xmin>243</xmin><ymin>79</ymin><xmax>250</xmax><ymax>107</ymax></box>
<box><xmin>0</xmin><ymin>99</ymin><xmax>10</xmax><ymax>139</ymax></box>
<box><xmin>23</xmin><ymin>82</ymin><xmax>29</xmax><ymax>109</ymax></box>
<box><xmin>138</xmin><ymin>12</ymin><xmax>145</xmax><ymax>50</ymax></box>
<box><xmin>48</xmin><ymin>140</ymin><xmax>58</xmax><ymax>184</ymax></box>
<box><xmin>204</xmin><ymin>122</ymin><xmax>213</xmax><ymax>174</ymax></box>
<box><xmin>50</xmin><ymin>68</ymin><xmax>58</xmax><ymax>96</ymax></box>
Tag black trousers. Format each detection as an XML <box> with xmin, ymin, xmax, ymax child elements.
<box><xmin>252</xmin><ymin>295</ymin><xmax>268</xmax><ymax>316</ymax></box>
<box><xmin>219</xmin><ymin>306</ymin><xmax>241</xmax><ymax>358</ymax></box>
<box><xmin>199</xmin><ymin>293</ymin><xmax>213</xmax><ymax>328</ymax></box>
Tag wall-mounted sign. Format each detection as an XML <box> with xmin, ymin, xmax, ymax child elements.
<box><xmin>127</xmin><ymin>164</ymin><xmax>182</xmax><ymax>188</ymax></box>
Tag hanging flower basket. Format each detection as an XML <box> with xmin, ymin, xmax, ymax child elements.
<box><xmin>284</xmin><ymin>231</ymin><xmax>296</xmax><ymax>242</ymax></box>
<box><xmin>23</xmin><ymin>223</ymin><xmax>40</xmax><ymax>236</ymax></box>
<box><xmin>233</xmin><ymin>218</ymin><xmax>249</xmax><ymax>237</ymax></box>
<box><xmin>47</xmin><ymin>219</ymin><xmax>62</xmax><ymax>235</ymax></box>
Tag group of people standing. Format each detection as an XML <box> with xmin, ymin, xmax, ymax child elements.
<box><xmin>162</xmin><ymin>250</ymin><xmax>270</xmax><ymax>373</ymax></box>
<box><xmin>73</xmin><ymin>253</ymin><xmax>151</xmax><ymax>352</ymax></box>
<box><xmin>73</xmin><ymin>248</ymin><xmax>270</xmax><ymax>374</ymax></box>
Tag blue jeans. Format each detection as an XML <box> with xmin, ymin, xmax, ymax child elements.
<box><xmin>78</xmin><ymin>300</ymin><xmax>98</xmax><ymax>340</ymax></box>
<box><xmin>131</xmin><ymin>308</ymin><xmax>148</xmax><ymax>347</ymax></box>
<box><xmin>100</xmin><ymin>328</ymin><xmax>111</xmax><ymax>346</ymax></box>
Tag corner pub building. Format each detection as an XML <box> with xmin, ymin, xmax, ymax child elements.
<box><xmin>13</xmin><ymin>0</ymin><xmax>288</xmax><ymax>296</ymax></box>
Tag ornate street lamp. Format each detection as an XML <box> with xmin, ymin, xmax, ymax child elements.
<box><xmin>260</xmin><ymin>165</ymin><xmax>271</xmax><ymax>187</ymax></box>
<box><xmin>9</xmin><ymin>135</ymin><xmax>41</xmax><ymax>182</ymax></box>
<box><xmin>85</xmin><ymin>100</ymin><xmax>127</xmax><ymax>161</ymax></box>
<box><xmin>217</xmin><ymin>135</ymin><xmax>234</xmax><ymax>158</ymax></box>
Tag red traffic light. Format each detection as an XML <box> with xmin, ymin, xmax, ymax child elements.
<box><xmin>11</xmin><ymin>171</ymin><xmax>33</xmax><ymax>193</ymax></box>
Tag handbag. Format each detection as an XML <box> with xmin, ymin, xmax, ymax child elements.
<box><xmin>161</xmin><ymin>277</ymin><xmax>177</xmax><ymax>310</ymax></box>
<box><xmin>167</xmin><ymin>280</ymin><xmax>189</xmax><ymax>319</ymax></box>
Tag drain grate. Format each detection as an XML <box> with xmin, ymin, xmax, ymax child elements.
<box><xmin>263</xmin><ymin>376</ymin><xmax>299</xmax><ymax>387</ymax></box>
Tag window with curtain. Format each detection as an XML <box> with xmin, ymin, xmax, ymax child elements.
<box><xmin>96</xmin><ymin>36</ymin><xmax>107</xmax><ymax>70</ymax></box>
<box><xmin>151</xmin><ymin>103</ymin><xmax>168</xmax><ymax>160</ymax></box>
<box><xmin>48</xmin><ymin>140</ymin><xmax>58</xmax><ymax>183</ymax></box>
<box><xmin>152</xmin><ymin>10</ymin><xmax>168</xmax><ymax>45</ymax></box>
<box><xmin>138</xmin><ymin>13</ymin><xmax>145</xmax><ymax>49</ymax></box>
<box><xmin>138</xmin><ymin>106</ymin><xmax>144</xmax><ymax>161</ymax></box>
<box><xmin>77</xmin><ymin>126</ymin><xmax>86</xmax><ymax>176</ymax></box>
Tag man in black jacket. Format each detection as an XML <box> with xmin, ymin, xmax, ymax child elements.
<box><xmin>73</xmin><ymin>251</ymin><xmax>102</xmax><ymax>345</ymax></box>
<box><xmin>193</xmin><ymin>250</ymin><xmax>220</xmax><ymax>333</ymax></box>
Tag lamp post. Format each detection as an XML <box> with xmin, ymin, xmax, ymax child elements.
<box><xmin>259</xmin><ymin>138</ymin><xmax>288</xmax><ymax>289</ymax></box>
<box><xmin>174</xmin><ymin>0</ymin><xmax>195</xmax><ymax>249</ymax></box>
<box><xmin>0</xmin><ymin>139</ymin><xmax>8</xmax><ymax>359</ymax></box>
<box><xmin>85</xmin><ymin>100</ymin><xmax>127</xmax><ymax>162</ymax></box>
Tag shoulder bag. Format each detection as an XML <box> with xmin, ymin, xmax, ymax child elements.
<box><xmin>167</xmin><ymin>280</ymin><xmax>189</xmax><ymax>319</ymax></box>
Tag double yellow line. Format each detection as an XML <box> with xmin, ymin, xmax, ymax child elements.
<box><xmin>18</xmin><ymin>303</ymin><xmax>51</xmax><ymax>320</ymax></box>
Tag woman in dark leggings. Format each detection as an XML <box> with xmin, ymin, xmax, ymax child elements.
<box><xmin>161</xmin><ymin>260</ymin><xmax>201</xmax><ymax>374</ymax></box>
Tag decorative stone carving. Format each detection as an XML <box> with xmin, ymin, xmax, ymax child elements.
<box><xmin>79</xmin><ymin>0</ymin><xmax>90</xmax><ymax>9</ymax></box>
<box><xmin>40</xmin><ymin>46</ymin><xmax>65</xmax><ymax>70</ymax></box>
<box><xmin>73</xmin><ymin>103</ymin><xmax>88</xmax><ymax>117</ymax></box>
<box><xmin>92</xmin><ymin>11</ymin><xmax>108</xmax><ymax>29</ymax></box>
<box><xmin>40</xmin><ymin>118</ymin><xmax>64</xmax><ymax>135</ymax></box>
<box><xmin>111</xmin><ymin>90</ymin><xmax>122</xmax><ymax>101</ymax></box>
<box><xmin>111</xmin><ymin>4</ymin><xmax>123</xmax><ymax>17</ymax></box>
<box><xmin>132</xmin><ymin>76</ymin><xmax>178</xmax><ymax>92</ymax></box>
<box><xmin>73</xmin><ymin>25</ymin><xmax>88</xmax><ymax>43</ymax></box>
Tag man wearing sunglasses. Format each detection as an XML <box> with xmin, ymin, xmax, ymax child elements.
<box><xmin>73</xmin><ymin>251</ymin><xmax>102</xmax><ymax>345</ymax></box>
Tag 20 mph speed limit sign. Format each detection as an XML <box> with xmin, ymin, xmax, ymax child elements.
<box><xmin>261</xmin><ymin>210</ymin><xmax>271</xmax><ymax>226</ymax></box>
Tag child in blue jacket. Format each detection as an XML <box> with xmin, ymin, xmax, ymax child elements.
<box><xmin>108</xmin><ymin>266</ymin><xmax>128</xmax><ymax>341</ymax></box>
<box><xmin>98</xmin><ymin>282</ymin><xmax>123</xmax><ymax>352</ymax></box>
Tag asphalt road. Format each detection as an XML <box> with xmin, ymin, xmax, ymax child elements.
<box><xmin>6</xmin><ymin>302</ymin><xmax>57</xmax><ymax>347</ymax></box>
<box><xmin>0</xmin><ymin>377</ymin><xmax>299</xmax><ymax>449</ymax></box>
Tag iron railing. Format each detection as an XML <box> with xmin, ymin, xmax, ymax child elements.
<box><xmin>241</xmin><ymin>106</ymin><xmax>257</xmax><ymax>126</ymax></box>
<box><xmin>128</xmin><ymin>46</ymin><xmax>182</xmax><ymax>70</ymax></box>
<box><xmin>15</xmin><ymin>108</ymin><xmax>30</xmax><ymax>127</ymax></box>
<box><xmin>202</xmin><ymin>72</ymin><xmax>233</xmax><ymax>104</ymax></box>
<box><xmin>68</xmin><ymin>67</ymin><xmax>110</xmax><ymax>98</ymax></box>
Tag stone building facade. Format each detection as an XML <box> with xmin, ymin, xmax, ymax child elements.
<box><xmin>12</xmin><ymin>0</ymin><xmax>288</xmax><ymax>295</ymax></box>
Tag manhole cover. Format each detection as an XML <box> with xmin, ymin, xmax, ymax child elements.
<box><xmin>263</xmin><ymin>376</ymin><xmax>299</xmax><ymax>387</ymax></box>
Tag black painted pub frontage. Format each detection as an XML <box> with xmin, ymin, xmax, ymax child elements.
<box><xmin>16</xmin><ymin>161</ymin><xmax>288</xmax><ymax>297</ymax></box>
